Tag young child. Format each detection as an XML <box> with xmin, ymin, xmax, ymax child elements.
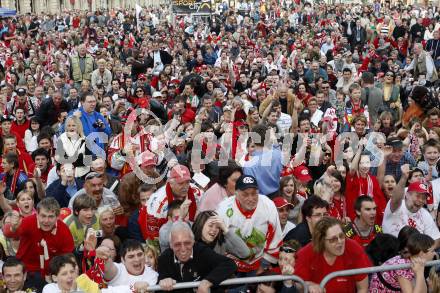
<box><xmin>158</xmin><ymin>200</ymin><xmax>183</xmax><ymax>252</ymax></box>
<box><xmin>344</xmin><ymin>83</ymin><xmax>369</xmax><ymax>132</ymax></box>
<box><xmin>144</xmin><ymin>244</ymin><xmax>159</xmax><ymax>271</ymax></box>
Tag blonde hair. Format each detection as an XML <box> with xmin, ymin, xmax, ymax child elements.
<box><xmin>65</xmin><ymin>116</ymin><xmax>85</xmax><ymax>138</ymax></box>
<box><xmin>429</xmin><ymin>267</ymin><xmax>440</xmax><ymax>293</ymax></box>
<box><xmin>143</xmin><ymin>243</ymin><xmax>159</xmax><ymax>271</ymax></box>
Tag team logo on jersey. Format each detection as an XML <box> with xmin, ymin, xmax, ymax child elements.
<box><xmin>242</xmin><ymin>176</ymin><xmax>255</xmax><ymax>184</ymax></box>
<box><xmin>226</xmin><ymin>208</ymin><xmax>233</xmax><ymax>217</ymax></box>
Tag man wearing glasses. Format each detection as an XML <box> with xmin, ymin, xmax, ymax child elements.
<box><xmin>284</xmin><ymin>195</ymin><xmax>329</xmax><ymax>247</ymax></box>
<box><xmin>295</xmin><ymin>217</ymin><xmax>371</xmax><ymax>293</ymax></box>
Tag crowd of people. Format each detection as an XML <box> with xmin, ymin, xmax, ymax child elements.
<box><xmin>0</xmin><ymin>0</ymin><xmax>440</xmax><ymax>292</ymax></box>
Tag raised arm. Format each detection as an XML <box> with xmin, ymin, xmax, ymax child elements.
<box><xmin>349</xmin><ymin>137</ymin><xmax>367</xmax><ymax>175</ymax></box>
<box><xmin>377</xmin><ymin>145</ymin><xmax>392</xmax><ymax>186</ymax></box>
<box><xmin>390</xmin><ymin>164</ymin><xmax>410</xmax><ymax>213</ymax></box>
<box><xmin>95</xmin><ymin>245</ymin><xmax>118</xmax><ymax>281</ymax></box>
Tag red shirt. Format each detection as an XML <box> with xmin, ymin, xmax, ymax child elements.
<box><xmin>11</xmin><ymin>120</ymin><xmax>30</xmax><ymax>139</ymax></box>
<box><xmin>295</xmin><ymin>239</ymin><xmax>371</xmax><ymax>293</ymax></box>
<box><xmin>345</xmin><ymin>172</ymin><xmax>386</xmax><ymax>224</ymax></box>
<box><xmin>3</xmin><ymin>214</ymin><xmax>74</xmax><ymax>274</ymax></box>
<box><xmin>0</xmin><ymin>149</ymin><xmax>35</xmax><ymax>176</ymax></box>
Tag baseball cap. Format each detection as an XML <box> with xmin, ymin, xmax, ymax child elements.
<box><xmin>138</xmin><ymin>73</ymin><xmax>147</xmax><ymax>80</ymax></box>
<box><xmin>16</xmin><ymin>88</ymin><xmax>26</xmax><ymax>96</ymax></box>
<box><xmin>169</xmin><ymin>164</ymin><xmax>191</xmax><ymax>183</ymax></box>
<box><xmin>407</xmin><ymin>181</ymin><xmax>429</xmax><ymax>195</ymax></box>
<box><xmin>236</xmin><ymin>175</ymin><xmax>259</xmax><ymax>191</ymax></box>
<box><xmin>152</xmin><ymin>91</ymin><xmax>163</xmax><ymax>98</ymax></box>
<box><xmin>137</xmin><ymin>151</ymin><xmax>157</xmax><ymax>168</ymax></box>
<box><xmin>0</xmin><ymin>115</ymin><xmax>13</xmax><ymax>123</ymax></box>
<box><xmin>273</xmin><ymin>197</ymin><xmax>294</xmax><ymax>209</ymax></box>
<box><xmin>386</xmin><ymin>137</ymin><xmax>403</xmax><ymax>149</ymax></box>
<box><xmin>292</xmin><ymin>165</ymin><xmax>312</xmax><ymax>183</ymax></box>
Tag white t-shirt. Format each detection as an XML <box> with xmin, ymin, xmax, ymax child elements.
<box><xmin>282</xmin><ymin>221</ymin><xmax>296</xmax><ymax>238</ymax></box>
<box><xmin>43</xmin><ymin>282</ymin><xmax>135</xmax><ymax>293</ymax></box>
<box><xmin>382</xmin><ymin>199</ymin><xmax>440</xmax><ymax>239</ymax></box>
<box><xmin>108</xmin><ymin>262</ymin><xmax>158</xmax><ymax>287</ymax></box>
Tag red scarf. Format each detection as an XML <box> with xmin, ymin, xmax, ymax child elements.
<box><xmin>165</xmin><ymin>183</ymin><xmax>197</xmax><ymax>221</ymax></box>
<box><xmin>3</xmin><ymin>169</ymin><xmax>20</xmax><ymax>195</ymax></box>
<box><xmin>138</xmin><ymin>183</ymin><xmax>197</xmax><ymax>240</ymax></box>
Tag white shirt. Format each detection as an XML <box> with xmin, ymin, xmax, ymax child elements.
<box><xmin>108</xmin><ymin>262</ymin><xmax>158</xmax><ymax>287</ymax></box>
<box><xmin>277</xmin><ymin>112</ymin><xmax>292</xmax><ymax>135</ymax></box>
<box><xmin>382</xmin><ymin>199</ymin><xmax>440</xmax><ymax>239</ymax></box>
<box><xmin>282</xmin><ymin>221</ymin><xmax>296</xmax><ymax>238</ymax></box>
<box><xmin>42</xmin><ymin>281</ymin><xmax>136</xmax><ymax>293</ymax></box>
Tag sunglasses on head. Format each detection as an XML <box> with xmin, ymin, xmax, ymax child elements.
<box><xmin>85</xmin><ymin>172</ymin><xmax>103</xmax><ymax>180</ymax></box>
<box><xmin>280</xmin><ymin>246</ymin><xmax>296</xmax><ymax>253</ymax></box>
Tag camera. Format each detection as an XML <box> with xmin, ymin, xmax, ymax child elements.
<box><xmin>94</xmin><ymin>230</ymin><xmax>103</xmax><ymax>238</ymax></box>
<box><xmin>93</xmin><ymin>119</ymin><xmax>104</xmax><ymax>129</ymax></box>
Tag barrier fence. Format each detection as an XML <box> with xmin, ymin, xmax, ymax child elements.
<box><xmin>320</xmin><ymin>259</ymin><xmax>440</xmax><ymax>289</ymax></box>
<box><xmin>146</xmin><ymin>275</ymin><xmax>308</xmax><ymax>292</ymax></box>
<box><xmin>141</xmin><ymin>259</ymin><xmax>440</xmax><ymax>292</ymax></box>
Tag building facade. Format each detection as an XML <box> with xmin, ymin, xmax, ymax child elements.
<box><xmin>1</xmin><ymin>0</ymin><xmax>167</xmax><ymax>14</ymax></box>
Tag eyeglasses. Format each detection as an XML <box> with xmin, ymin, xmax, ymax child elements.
<box><xmin>311</xmin><ymin>212</ymin><xmax>329</xmax><ymax>218</ymax></box>
<box><xmin>325</xmin><ymin>232</ymin><xmax>346</xmax><ymax>244</ymax></box>
<box><xmin>85</xmin><ymin>172</ymin><xmax>103</xmax><ymax>180</ymax></box>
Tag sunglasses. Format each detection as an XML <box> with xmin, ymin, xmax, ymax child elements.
<box><xmin>85</xmin><ymin>172</ymin><xmax>103</xmax><ymax>180</ymax></box>
<box><xmin>136</xmin><ymin>90</ymin><xmax>144</xmax><ymax>93</ymax></box>
<box><xmin>325</xmin><ymin>232</ymin><xmax>346</xmax><ymax>244</ymax></box>
<box><xmin>280</xmin><ymin>246</ymin><xmax>296</xmax><ymax>253</ymax></box>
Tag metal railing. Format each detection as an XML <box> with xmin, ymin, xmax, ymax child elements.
<box><xmin>320</xmin><ymin>259</ymin><xmax>440</xmax><ymax>289</ymax></box>
<box><xmin>146</xmin><ymin>275</ymin><xmax>308</xmax><ymax>292</ymax></box>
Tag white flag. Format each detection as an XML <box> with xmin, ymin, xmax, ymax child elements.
<box><xmin>136</xmin><ymin>4</ymin><xmax>142</xmax><ymax>31</ymax></box>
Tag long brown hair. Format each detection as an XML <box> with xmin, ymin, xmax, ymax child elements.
<box><xmin>280</xmin><ymin>176</ymin><xmax>299</xmax><ymax>206</ymax></box>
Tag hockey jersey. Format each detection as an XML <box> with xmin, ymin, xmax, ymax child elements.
<box><xmin>217</xmin><ymin>195</ymin><xmax>283</xmax><ymax>272</ymax></box>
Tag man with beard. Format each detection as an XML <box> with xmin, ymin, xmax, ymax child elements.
<box><xmin>383</xmin><ymin>164</ymin><xmax>440</xmax><ymax>248</ymax></box>
<box><xmin>344</xmin><ymin>196</ymin><xmax>381</xmax><ymax>247</ymax></box>
<box><xmin>68</xmin><ymin>172</ymin><xmax>123</xmax><ymax>218</ymax></box>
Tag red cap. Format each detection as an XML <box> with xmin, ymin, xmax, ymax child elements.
<box><xmin>138</xmin><ymin>73</ymin><xmax>147</xmax><ymax>80</ymax></box>
<box><xmin>138</xmin><ymin>151</ymin><xmax>157</xmax><ymax>167</ymax></box>
<box><xmin>273</xmin><ymin>197</ymin><xmax>294</xmax><ymax>209</ymax></box>
<box><xmin>407</xmin><ymin>181</ymin><xmax>429</xmax><ymax>195</ymax></box>
<box><xmin>169</xmin><ymin>164</ymin><xmax>191</xmax><ymax>183</ymax></box>
<box><xmin>293</xmin><ymin>165</ymin><xmax>312</xmax><ymax>183</ymax></box>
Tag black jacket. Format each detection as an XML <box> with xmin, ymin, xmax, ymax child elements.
<box><xmin>284</xmin><ymin>222</ymin><xmax>312</xmax><ymax>247</ymax></box>
<box><xmin>145</xmin><ymin>50</ymin><xmax>173</xmax><ymax>68</ymax></box>
<box><xmin>36</xmin><ymin>98</ymin><xmax>70</xmax><ymax>127</ymax></box>
<box><xmin>158</xmin><ymin>242</ymin><xmax>237</xmax><ymax>293</ymax></box>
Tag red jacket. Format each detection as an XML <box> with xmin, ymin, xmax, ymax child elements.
<box><xmin>3</xmin><ymin>214</ymin><xmax>74</xmax><ymax>275</ymax></box>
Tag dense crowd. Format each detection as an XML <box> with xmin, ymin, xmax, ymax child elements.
<box><xmin>1</xmin><ymin>1</ymin><xmax>440</xmax><ymax>292</ymax></box>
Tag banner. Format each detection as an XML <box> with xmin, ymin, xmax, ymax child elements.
<box><xmin>172</xmin><ymin>0</ymin><xmax>211</xmax><ymax>14</ymax></box>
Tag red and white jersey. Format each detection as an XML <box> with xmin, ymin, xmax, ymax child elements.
<box><xmin>217</xmin><ymin>195</ymin><xmax>283</xmax><ymax>272</ymax></box>
<box><xmin>107</xmin><ymin>129</ymin><xmax>154</xmax><ymax>174</ymax></box>
<box><xmin>144</xmin><ymin>183</ymin><xmax>202</xmax><ymax>240</ymax></box>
